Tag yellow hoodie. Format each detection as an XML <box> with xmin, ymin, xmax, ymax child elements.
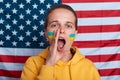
<box><xmin>21</xmin><ymin>47</ymin><xmax>100</xmax><ymax>80</ymax></box>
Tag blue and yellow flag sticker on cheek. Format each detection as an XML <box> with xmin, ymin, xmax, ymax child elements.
<box><xmin>48</xmin><ymin>32</ymin><xmax>54</xmax><ymax>39</ymax></box>
<box><xmin>69</xmin><ymin>34</ymin><xmax>75</xmax><ymax>41</ymax></box>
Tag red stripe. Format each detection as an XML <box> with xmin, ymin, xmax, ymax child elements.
<box><xmin>86</xmin><ymin>54</ymin><xmax>120</xmax><ymax>62</ymax></box>
<box><xmin>0</xmin><ymin>69</ymin><xmax>21</xmax><ymax>78</ymax></box>
<box><xmin>77</xmin><ymin>25</ymin><xmax>120</xmax><ymax>33</ymax></box>
<box><xmin>2</xmin><ymin>54</ymin><xmax>120</xmax><ymax>63</ymax></box>
<box><xmin>2</xmin><ymin>54</ymin><xmax>120</xmax><ymax>64</ymax></box>
<box><xmin>99</xmin><ymin>68</ymin><xmax>120</xmax><ymax>76</ymax></box>
<box><xmin>62</xmin><ymin>0</ymin><xmax>120</xmax><ymax>3</ymax></box>
<box><xmin>0</xmin><ymin>55</ymin><xmax>29</xmax><ymax>63</ymax></box>
<box><xmin>76</xmin><ymin>10</ymin><xmax>120</xmax><ymax>18</ymax></box>
<box><xmin>73</xmin><ymin>39</ymin><xmax>120</xmax><ymax>48</ymax></box>
<box><xmin>0</xmin><ymin>69</ymin><xmax>119</xmax><ymax>78</ymax></box>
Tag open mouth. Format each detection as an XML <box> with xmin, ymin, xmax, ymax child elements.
<box><xmin>57</xmin><ymin>38</ymin><xmax>66</xmax><ymax>50</ymax></box>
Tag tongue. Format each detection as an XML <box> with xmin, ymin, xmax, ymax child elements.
<box><xmin>57</xmin><ymin>40</ymin><xmax>64</xmax><ymax>50</ymax></box>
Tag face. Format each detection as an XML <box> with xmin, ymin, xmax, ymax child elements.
<box><xmin>45</xmin><ymin>8</ymin><xmax>77</xmax><ymax>51</ymax></box>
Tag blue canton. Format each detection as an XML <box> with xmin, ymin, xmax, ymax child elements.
<box><xmin>0</xmin><ymin>0</ymin><xmax>61</xmax><ymax>48</ymax></box>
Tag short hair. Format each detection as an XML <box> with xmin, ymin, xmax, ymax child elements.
<box><xmin>44</xmin><ymin>4</ymin><xmax>77</xmax><ymax>30</ymax></box>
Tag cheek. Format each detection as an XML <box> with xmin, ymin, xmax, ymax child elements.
<box><xmin>69</xmin><ymin>33</ymin><xmax>75</xmax><ymax>41</ymax></box>
<box><xmin>47</xmin><ymin>31</ymin><xmax>54</xmax><ymax>39</ymax></box>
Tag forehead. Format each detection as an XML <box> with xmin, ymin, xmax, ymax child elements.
<box><xmin>48</xmin><ymin>8</ymin><xmax>76</xmax><ymax>22</ymax></box>
<box><xmin>49</xmin><ymin>8</ymin><xmax>74</xmax><ymax>16</ymax></box>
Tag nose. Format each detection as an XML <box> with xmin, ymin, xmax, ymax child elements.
<box><xmin>59</xmin><ymin>26</ymin><xmax>65</xmax><ymax>34</ymax></box>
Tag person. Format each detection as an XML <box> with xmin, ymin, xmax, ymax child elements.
<box><xmin>21</xmin><ymin>4</ymin><xmax>100</xmax><ymax>80</ymax></box>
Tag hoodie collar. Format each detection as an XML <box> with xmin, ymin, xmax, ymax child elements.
<box><xmin>38</xmin><ymin>46</ymin><xmax>85</xmax><ymax>66</ymax></box>
<box><xmin>57</xmin><ymin>47</ymin><xmax>85</xmax><ymax>66</ymax></box>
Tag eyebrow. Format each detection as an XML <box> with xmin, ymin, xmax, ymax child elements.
<box><xmin>49</xmin><ymin>20</ymin><xmax>74</xmax><ymax>25</ymax></box>
<box><xmin>48</xmin><ymin>20</ymin><xmax>59</xmax><ymax>25</ymax></box>
<box><xmin>66</xmin><ymin>21</ymin><xmax>74</xmax><ymax>25</ymax></box>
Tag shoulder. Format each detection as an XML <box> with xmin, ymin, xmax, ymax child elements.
<box><xmin>83</xmin><ymin>58</ymin><xmax>96</xmax><ymax>67</ymax></box>
<box><xmin>74</xmin><ymin>47</ymin><xmax>97</xmax><ymax>68</ymax></box>
<box><xmin>25</xmin><ymin>47</ymin><xmax>49</xmax><ymax>65</ymax></box>
<box><xmin>25</xmin><ymin>56</ymin><xmax>42</xmax><ymax>63</ymax></box>
<box><xmin>78</xmin><ymin>57</ymin><xmax>99</xmax><ymax>73</ymax></box>
<box><xmin>24</xmin><ymin>56</ymin><xmax>44</xmax><ymax>67</ymax></box>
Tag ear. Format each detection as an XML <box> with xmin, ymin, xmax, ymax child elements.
<box><xmin>74</xmin><ymin>30</ymin><xmax>77</xmax><ymax>38</ymax></box>
<box><xmin>75</xmin><ymin>30</ymin><xmax>77</xmax><ymax>35</ymax></box>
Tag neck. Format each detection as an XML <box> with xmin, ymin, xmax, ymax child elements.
<box><xmin>60</xmin><ymin>52</ymin><xmax>73</xmax><ymax>62</ymax></box>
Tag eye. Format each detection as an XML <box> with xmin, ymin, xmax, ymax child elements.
<box><xmin>51</xmin><ymin>23</ymin><xmax>59</xmax><ymax>28</ymax></box>
<box><xmin>66</xmin><ymin>24</ymin><xmax>73</xmax><ymax>29</ymax></box>
<box><xmin>51</xmin><ymin>24</ymin><xmax>57</xmax><ymax>27</ymax></box>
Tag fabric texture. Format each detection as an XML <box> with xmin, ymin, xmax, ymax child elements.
<box><xmin>21</xmin><ymin>46</ymin><xmax>100</xmax><ymax>80</ymax></box>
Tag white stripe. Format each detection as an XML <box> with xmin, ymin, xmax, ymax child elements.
<box><xmin>75</xmin><ymin>32</ymin><xmax>120</xmax><ymax>41</ymax></box>
<box><xmin>0</xmin><ymin>46</ymin><xmax>120</xmax><ymax>56</ymax></box>
<box><xmin>64</xmin><ymin>2</ymin><xmax>120</xmax><ymax>11</ymax></box>
<box><xmin>79</xmin><ymin>46</ymin><xmax>120</xmax><ymax>55</ymax></box>
<box><xmin>0</xmin><ymin>61</ymin><xmax>119</xmax><ymax>75</ymax></box>
<box><xmin>0</xmin><ymin>47</ymin><xmax>43</xmax><ymax>56</ymax></box>
<box><xmin>94</xmin><ymin>61</ymin><xmax>120</xmax><ymax>69</ymax></box>
<box><xmin>0</xmin><ymin>60</ymin><xmax>119</xmax><ymax>72</ymax></box>
<box><xmin>77</xmin><ymin>17</ymin><xmax>120</xmax><ymax>26</ymax></box>
<box><xmin>0</xmin><ymin>77</ymin><xmax>20</xmax><ymax>80</ymax></box>
<box><xmin>101</xmin><ymin>75</ymin><xmax>120</xmax><ymax>80</ymax></box>
<box><xmin>0</xmin><ymin>62</ymin><xmax>23</xmax><ymax>70</ymax></box>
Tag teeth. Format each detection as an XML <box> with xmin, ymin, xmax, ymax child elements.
<box><xmin>58</xmin><ymin>36</ymin><xmax>64</xmax><ymax>39</ymax></box>
<box><xmin>58</xmin><ymin>39</ymin><xmax>65</xmax><ymax>44</ymax></box>
<box><xmin>59</xmin><ymin>38</ymin><xmax>64</xmax><ymax>39</ymax></box>
<box><xmin>58</xmin><ymin>37</ymin><xmax>66</xmax><ymax>45</ymax></box>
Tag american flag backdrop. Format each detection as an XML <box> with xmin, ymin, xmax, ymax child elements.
<box><xmin>0</xmin><ymin>0</ymin><xmax>120</xmax><ymax>80</ymax></box>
